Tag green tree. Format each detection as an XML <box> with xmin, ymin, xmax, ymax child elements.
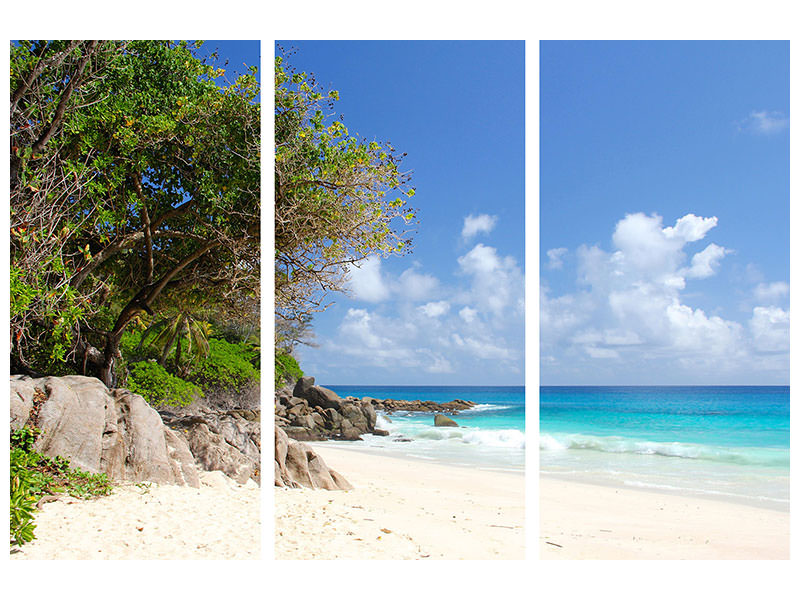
<box><xmin>10</xmin><ymin>41</ymin><xmax>260</xmax><ymax>386</ymax></box>
<box><xmin>274</xmin><ymin>53</ymin><xmax>417</xmax><ymax>323</ymax></box>
<box><xmin>136</xmin><ymin>308</ymin><xmax>212</xmax><ymax>377</ymax></box>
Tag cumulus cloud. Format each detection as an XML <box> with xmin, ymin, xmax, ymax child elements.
<box><xmin>397</xmin><ymin>267</ymin><xmax>439</xmax><ymax>300</ymax></box>
<box><xmin>310</xmin><ymin>238</ymin><xmax>524</xmax><ymax>382</ymax></box>
<box><xmin>347</xmin><ymin>256</ymin><xmax>390</xmax><ymax>302</ymax></box>
<box><xmin>459</xmin><ymin>306</ymin><xmax>478</xmax><ymax>323</ymax></box>
<box><xmin>419</xmin><ymin>301</ymin><xmax>450</xmax><ymax>318</ymax></box>
<box><xmin>739</xmin><ymin>110</ymin><xmax>789</xmax><ymax>135</ymax></box>
<box><xmin>541</xmin><ymin>212</ymin><xmax>787</xmax><ymax>383</ymax></box>
<box><xmin>458</xmin><ymin>243</ymin><xmax>524</xmax><ymax>318</ymax></box>
<box><xmin>754</xmin><ymin>281</ymin><xmax>789</xmax><ymax>304</ymax></box>
<box><xmin>546</xmin><ymin>247</ymin><xmax>568</xmax><ymax>269</ymax></box>
<box><xmin>461</xmin><ymin>213</ymin><xmax>498</xmax><ymax>240</ymax></box>
<box><xmin>750</xmin><ymin>306</ymin><xmax>789</xmax><ymax>352</ymax></box>
<box><xmin>684</xmin><ymin>243</ymin><xmax>731</xmax><ymax>279</ymax></box>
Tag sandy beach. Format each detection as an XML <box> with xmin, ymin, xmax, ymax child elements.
<box><xmin>10</xmin><ymin>471</ymin><xmax>260</xmax><ymax>560</ymax></box>
<box><xmin>540</xmin><ymin>476</ymin><xmax>789</xmax><ymax>560</ymax></box>
<box><xmin>275</xmin><ymin>444</ymin><xmax>524</xmax><ymax>559</ymax></box>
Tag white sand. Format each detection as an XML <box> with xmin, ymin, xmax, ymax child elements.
<box><xmin>10</xmin><ymin>471</ymin><xmax>260</xmax><ymax>560</ymax></box>
<box><xmin>540</xmin><ymin>476</ymin><xmax>789</xmax><ymax>559</ymax></box>
<box><xmin>275</xmin><ymin>444</ymin><xmax>525</xmax><ymax>560</ymax></box>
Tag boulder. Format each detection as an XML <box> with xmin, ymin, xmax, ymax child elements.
<box><xmin>304</xmin><ymin>386</ymin><xmax>344</xmax><ymax>411</ymax></box>
<box><xmin>160</xmin><ymin>411</ymin><xmax>261</xmax><ymax>484</ymax></box>
<box><xmin>10</xmin><ymin>375</ymin><xmax>199</xmax><ymax>487</ymax></box>
<box><xmin>274</xmin><ymin>426</ymin><xmax>352</xmax><ymax>490</ymax></box>
<box><xmin>434</xmin><ymin>414</ymin><xmax>459</xmax><ymax>427</ymax></box>
<box><xmin>292</xmin><ymin>376</ymin><xmax>315</xmax><ymax>399</ymax></box>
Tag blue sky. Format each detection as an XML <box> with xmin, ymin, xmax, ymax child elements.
<box><xmin>191</xmin><ymin>40</ymin><xmax>260</xmax><ymax>100</ymax></box>
<box><xmin>278</xmin><ymin>41</ymin><xmax>525</xmax><ymax>386</ymax></box>
<box><xmin>541</xmin><ymin>41</ymin><xmax>789</xmax><ymax>385</ymax></box>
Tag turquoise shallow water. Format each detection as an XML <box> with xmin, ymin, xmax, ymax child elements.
<box><xmin>540</xmin><ymin>386</ymin><xmax>789</xmax><ymax>510</ymax></box>
<box><xmin>321</xmin><ymin>385</ymin><xmax>525</xmax><ymax>472</ymax></box>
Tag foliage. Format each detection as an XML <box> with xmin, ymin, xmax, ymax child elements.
<box><xmin>127</xmin><ymin>361</ymin><xmax>203</xmax><ymax>407</ymax></box>
<box><xmin>137</xmin><ymin>308</ymin><xmax>212</xmax><ymax>375</ymax></box>
<box><xmin>193</xmin><ymin>337</ymin><xmax>259</xmax><ymax>392</ymax></box>
<box><xmin>10</xmin><ymin>40</ymin><xmax>260</xmax><ymax>385</ymax></box>
<box><xmin>275</xmin><ymin>350</ymin><xmax>304</xmax><ymax>388</ymax></box>
<box><xmin>10</xmin><ymin>427</ymin><xmax>113</xmax><ymax>547</ymax></box>
<box><xmin>274</xmin><ymin>52</ymin><xmax>417</xmax><ymax>322</ymax></box>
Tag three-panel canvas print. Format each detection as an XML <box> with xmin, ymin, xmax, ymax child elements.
<box><xmin>8</xmin><ymin>39</ymin><xmax>789</xmax><ymax>562</ymax></box>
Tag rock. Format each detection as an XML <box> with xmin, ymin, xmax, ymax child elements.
<box><xmin>292</xmin><ymin>376</ymin><xmax>315</xmax><ymax>398</ymax></box>
<box><xmin>274</xmin><ymin>426</ymin><xmax>352</xmax><ymax>490</ymax></box>
<box><xmin>305</xmin><ymin>386</ymin><xmax>344</xmax><ymax>411</ymax></box>
<box><xmin>180</xmin><ymin>422</ymin><xmax>256</xmax><ymax>484</ymax></box>
<box><xmin>434</xmin><ymin>414</ymin><xmax>459</xmax><ymax>427</ymax></box>
<box><xmin>160</xmin><ymin>411</ymin><xmax>261</xmax><ymax>484</ymax></box>
<box><xmin>10</xmin><ymin>375</ymin><xmax>199</xmax><ymax>487</ymax></box>
<box><xmin>372</xmin><ymin>428</ymin><xmax>390</xmax><ymax>436</ymax></box>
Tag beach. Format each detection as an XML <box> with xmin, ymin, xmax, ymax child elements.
<box><xmin>540</xmin><ymin>476</ymin><xmax>789</xmax><ymax>559</ymax></box>
<box><xmin>10</xmin><ymin>471</ymin><xmax>260</xmax><ymax>560</ymax></box>
<box><xmin>275</xmin><ymin>444</ymin><xmax>525</xmax><ymax>560</ymax></box>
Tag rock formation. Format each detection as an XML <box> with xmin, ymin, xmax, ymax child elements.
<box><xmin>275</xmin><ymin>375</ymin><xmax>475</xmax><ymax>443</ymax></box>
<box><xmin>274</xmin><ymin>426</ymin><xmax>352</xmax><ymax>490</ymax></box>
<box><xmin>11</xmin><ymin>374</ymin><xmax>262</xmax><ymax>488</ymax></box>
<box><xmin>11</xmin><ymin>375</ymin><xmax>200</xmax><ymax>487</ymax></box>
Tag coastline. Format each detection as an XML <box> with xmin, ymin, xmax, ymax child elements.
<box><xmin>540</xmin><ymin>475</ymin><xmax>789</xmax><ymax>560</ymax></box>
<box><xmin>275</xmin><ymin>444</ymin><xmax>524</xmax><ymax>560</ymax></box>
<box><xmin>10</xmin><ymin>471</ymin><xmax>260</xmax><ymax>560</ymax></box>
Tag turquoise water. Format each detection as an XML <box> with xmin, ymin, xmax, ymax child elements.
<box><xmin>322</xmin><ymin>385</ymin><xmax>525</xmax><ymax>472</ymax></box>
<box><xmin>540</xmin><ymin>386</ymin><xmax>789</xmax><ymax>510</ymax></box>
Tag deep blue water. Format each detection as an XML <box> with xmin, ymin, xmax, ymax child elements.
<box><xmin>321</xmin><ymin>385</ymin><xmax>525</xmax><ymax>472</ymax></box>
<box><xmin>540</xmin><ymin>386</ymin><xmax>789</xmax><ymax>509</ymax></box>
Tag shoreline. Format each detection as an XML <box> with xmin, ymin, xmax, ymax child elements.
<box><xmin>540</xmin><ymin>475</ymin><xmax>789</xmax><ymax>560</ymax></box>
<box><xmin>275</xmin><ymin>444</ymin><xmax>525</xmax><ymax>560</ymax></box>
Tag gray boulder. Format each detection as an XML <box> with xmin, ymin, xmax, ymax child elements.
<box><xmin>274</xmin><ymin>426</ymin><xmax>352</xmax><ymax>490</ymax></box>
<box><xmin>10</xmin><ymin>375</ymin><xmax>199</xmax><ymax>487</ymax></box>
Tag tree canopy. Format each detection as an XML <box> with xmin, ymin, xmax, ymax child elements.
<box><xmin>274</xmin><ymin>53</ymin><xmax>417</xmax><ymax>324</ymax></box>
<box><xmin>10</xmin><ymin>40</ymin><xmax>260</xmax><ymax>387</ymax></box>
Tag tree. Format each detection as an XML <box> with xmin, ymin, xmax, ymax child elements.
<box><xmin>10</xmin><ymin>41</ymin><xmax>260</xmax><ymax>386</ymax></box>
<box><xmin>136</xmin><ymin>308</ymin><xmax>212</xmax><ymax>377</ymax></box>
<box><xmin>274</xmin><ymin>53</ymin><xmax>417</xmax><ymax>324</ymax></box>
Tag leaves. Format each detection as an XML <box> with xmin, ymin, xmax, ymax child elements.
<box><xmin>274</xmin><ymin>53</ymin><xmax>417</xmax><ymax>322</ymax></box>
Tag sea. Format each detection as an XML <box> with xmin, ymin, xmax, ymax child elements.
<box><xmin>321</xmin><ymin>385</ymin><xmax>525</xmax><ymax>473</ymax></box>
<box><xmin>540</xmin><ymin>386</ymin><xmax>790</xmax><ymax>511</ymax></box>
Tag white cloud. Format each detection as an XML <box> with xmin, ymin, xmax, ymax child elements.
<box><xmin>754</xmin><ymin>281</ymin><xmax>789</xmax><ymax>304</ymax></box>
<box><xmin>750</xmin><ymin>306</ymin><xmax>790</xmax><ymax>352</ymax></box>
<box><xmin>347</xmin><ymin>256</ymin><xmax>390</xmax><ymax>302</ymax></box>
<box><xmin>541</xmin><ymin>212</ymin><xmax>787</xmax><ymax>383</ymax></box>
<box><xmin>459</xmin><ymin>306</ymin><xmax>478</xmax><ymax>323</ymax></box>
<box><xmin>739</xmin><ymin>110</ymin><xmax>789</xmax><ymax>135</ymax></box>
<box><xmin>397</xmin><ymin>267</ymin><xmax>438</xmax><ymax>300</ymax></box>
<box><xmin>546</xmin><ymin>247</ymin><xmax>568</xmax><ymax>269</ymax></box>
<box><xmin>684</xmin><ymin>243</ymin><xmax>731</xmax><ymax>279</ymax></box>
<box><xmin>419</xmin><ymin>301</ymin><xmax>450</xmax><ymax>318</ymax></box>
<box><xmin>461</xmin><ymin>213</ymin><xmax>498</xmax><ymax>240</ymax></box>
<box><xmin>458</xmin><ymin>243</ymin><xmax>524</xmax><ymax>318</ymax></box>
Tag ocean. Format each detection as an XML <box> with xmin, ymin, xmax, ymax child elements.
<box><xmin>321</xmin><ymin>385</ymin><xmax>525</xmax><ymax>473</ymax></box>
<box><xmin>540</xmin><ymin>386</ymin><xmax>789</xmax><ymax>511</ymax></box>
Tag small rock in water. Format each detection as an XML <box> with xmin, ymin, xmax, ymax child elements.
<box><xmin>434</xmin><ymin>414</ymin><xmax>458</xmax><ymax>427</ymax></box>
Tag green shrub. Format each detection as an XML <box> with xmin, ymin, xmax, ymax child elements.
<box><xmin>127</xmin><ymin>361</ymin><xmax>203</xmax><ymax>407</ymax></box>
<box><xmin>275</xmin><ymin>350</ymin><xmax>303</xmax><ymax>388</ymax></box>
<box><xmin>10</xmin><ymin>427</ymin><xmax>113</xmax><ymax>547</ymax></box>
<box><xmin>192</xmin><ymin>338</ymin><xmax>260</xmax><ymax>392</ymax></box>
